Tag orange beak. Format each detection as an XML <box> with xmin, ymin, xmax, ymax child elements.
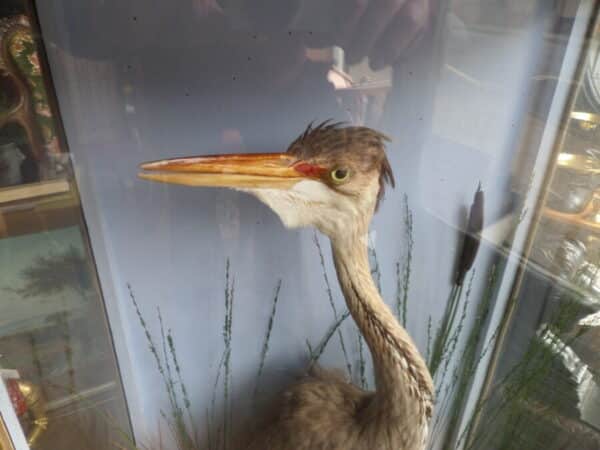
<box><xmin>139</xmin><ymin>152</ymin><xmax>320</xmax><ymax>189</ymax></box>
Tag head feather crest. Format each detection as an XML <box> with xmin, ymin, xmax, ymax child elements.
<box><xmin>288</xmin><ymin>121</ymin><xmax>395</xmax><ymax>210</ymax></box>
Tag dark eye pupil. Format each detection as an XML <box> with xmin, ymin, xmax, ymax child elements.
<box><xmin>334</xmin><ymin>169</ymin><xmax>347</xmax><ymax>179</ymax></box>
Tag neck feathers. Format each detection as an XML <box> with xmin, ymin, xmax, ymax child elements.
<box><xmin>331</xmin><ymin>234</ymin><xmax>434</xmax><ymax>431</ymax></box>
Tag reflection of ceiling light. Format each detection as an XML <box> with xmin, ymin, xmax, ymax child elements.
<box><xmin>571</xmin><ymin>111</ymin><xmax>600</xmax><ymax>124</ymax></box>
<box><xmin>558</xmin><ymin>153</ymin><xmax>575</xmax><ymax>162</ymax></box>
<box><xmin>579</xmin><ymin>310</ymin><xmax>600</xmax><ymax>327</ymax></box>
<box><xmin>572</xmin><ymin>111</ymin><xmax>593</xmax><ymax>121</ymax></box>
<box><xmin>595</xmin><ymin>213</ymin><xmax>600</xmax><ymax>223</ymax></box>
<box><xmin>327</xmin><ymin>68</ymin><xmax>353</xmax><ymax>90</ymax></box>
<box><xmin>555</xmin><ymin>153</ymin><xmax>600</xmax><ymax>173</ymax></box>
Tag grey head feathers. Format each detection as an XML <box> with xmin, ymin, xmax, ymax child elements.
<box><xmin>287</xmin><ymin>120</ymin><xmax>395</xmax><ymax>210</ymax></box>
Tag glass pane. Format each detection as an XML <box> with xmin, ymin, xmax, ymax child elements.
<box><xmin>14</xmin><ymin>0</ymin><xmax>600</xmax><ymax>449</ymax></box>
<box><xmin>0</xmin><ymin>2</ymin><xmax>132</xmax><ymax>449</ymax></box>
<box><xmin>467</xmin><ymin>11</ymin><xmax>600</xmax><ymax>450</ymax></box>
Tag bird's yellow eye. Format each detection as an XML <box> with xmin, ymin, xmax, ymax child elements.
<box><xmin>330</xmin><ymin>168</ymin><xmax>350</xmax><ymax>183</ymax></box>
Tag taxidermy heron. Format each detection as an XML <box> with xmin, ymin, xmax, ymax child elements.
<box><xmin>139</xmin><ymin>122</ymin><xmax>434</xmax><ymax>450</ymax></box>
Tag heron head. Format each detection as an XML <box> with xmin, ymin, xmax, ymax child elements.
<box><xmin>139</xmin><ymin>122</ymin><xmax>395</xmax><ymax>240</ymax></box>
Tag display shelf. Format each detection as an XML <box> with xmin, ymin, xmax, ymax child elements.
<box><xmin>0</xmin><ymin>179</ymin><xmax>70</xmax><ymax>205</ymax></box>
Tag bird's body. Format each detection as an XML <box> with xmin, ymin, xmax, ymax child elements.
<box><xmin>244</xmin><ymin>361</ymin><xmax>430</xmax><ymax>450</ymax></box>
<box><xmin>244</xmin><ymin>226</ymin><xmax>433</xmax><ymax>450</ymax></box>
<box><xmin>243</xmin><ymin>368</ymin><xmax>371</xmax><ymax>450</ymax></box>
<box><xmin>139</xmin><ymin>122</ymin><xmax>434</xmax><ymax>450</ymax></box>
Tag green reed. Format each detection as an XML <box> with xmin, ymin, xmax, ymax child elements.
<box><xmin>438</xmin><ymin>274</ymin><xmax>474</xmax><ymax>395</ymax></box>
<box><xmin>314</xmin><ymin>233</ymin><xmax>353</xmax><ymax>378</ymax></box>
<box><xmin>426</xmin><ymin>315</ymin><xmax>433</xmax><ymax>363</ymax></box>
<box><xmin>253</xmin><ymin>279</ymin><xmax>282</xmax><ymax>403</ymax></box>
<box><xmin>357</xmin><ymin>334</ymin><xmax>367</xmax><ymax>389</ymax></box>
<box><xmin>455</xmin><ymin>266</ymin><xmax>591</xmax><ymax>450</ymax></box>
<box><xmin>128</xmin><ymin>284</ymin><xmax>199</xmax><ymax>450</ymax></box>
<box><xmin>395</xmin><ymin>194</ymin><xmax>414</xmax><ymax>327</ymax></box>
<box><xmin>307</xmin><ymin>310</ymin><xmax>351</xmax><ymax>369</ymax></box>
<box><xmin>440</xmin><ymin>266</ymin><xmax>498</xmax><ymax>448</ymax></box>
<box><xmin>220</xmin><ymin>259</ymin><xmax>235</xmax><ymax>450</ymax></box>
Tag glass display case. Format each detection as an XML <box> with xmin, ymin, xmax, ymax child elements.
<box><xmin>0</xmin><ymin>2</ymin><xmax>131</xmax><ymax>449</ymax></box>
<box><xmin>1</xmin><ymin>0</ymin><xmax>600</xmax><ymax>450</ymax></box>
<box><xmin>465</xmin><ymin>9</ymin><xmax>600</xmax><ymax>449</ymax></box>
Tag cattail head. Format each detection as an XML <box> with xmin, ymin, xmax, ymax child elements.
<box><xmin>455</xmin><ymin>184</ymin><xmax>484</xmax><ymax>286</ymax></box>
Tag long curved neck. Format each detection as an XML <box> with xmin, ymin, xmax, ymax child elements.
<box><xmin>330</xmin><ymin>232</ymin><xmax>434</xmax><ymax>431</ymax></box>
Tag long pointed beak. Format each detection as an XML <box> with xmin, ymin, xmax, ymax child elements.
<box><xmin>139</xmin><ymin>152</ymin><xmax>317</xmax><ymax>189</ymax></box>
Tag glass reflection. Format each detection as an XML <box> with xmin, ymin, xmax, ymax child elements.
<box><xmin>0</xmin><ymin>3</ymin><xmax>131</xmax><ymax>448</ymax></box>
